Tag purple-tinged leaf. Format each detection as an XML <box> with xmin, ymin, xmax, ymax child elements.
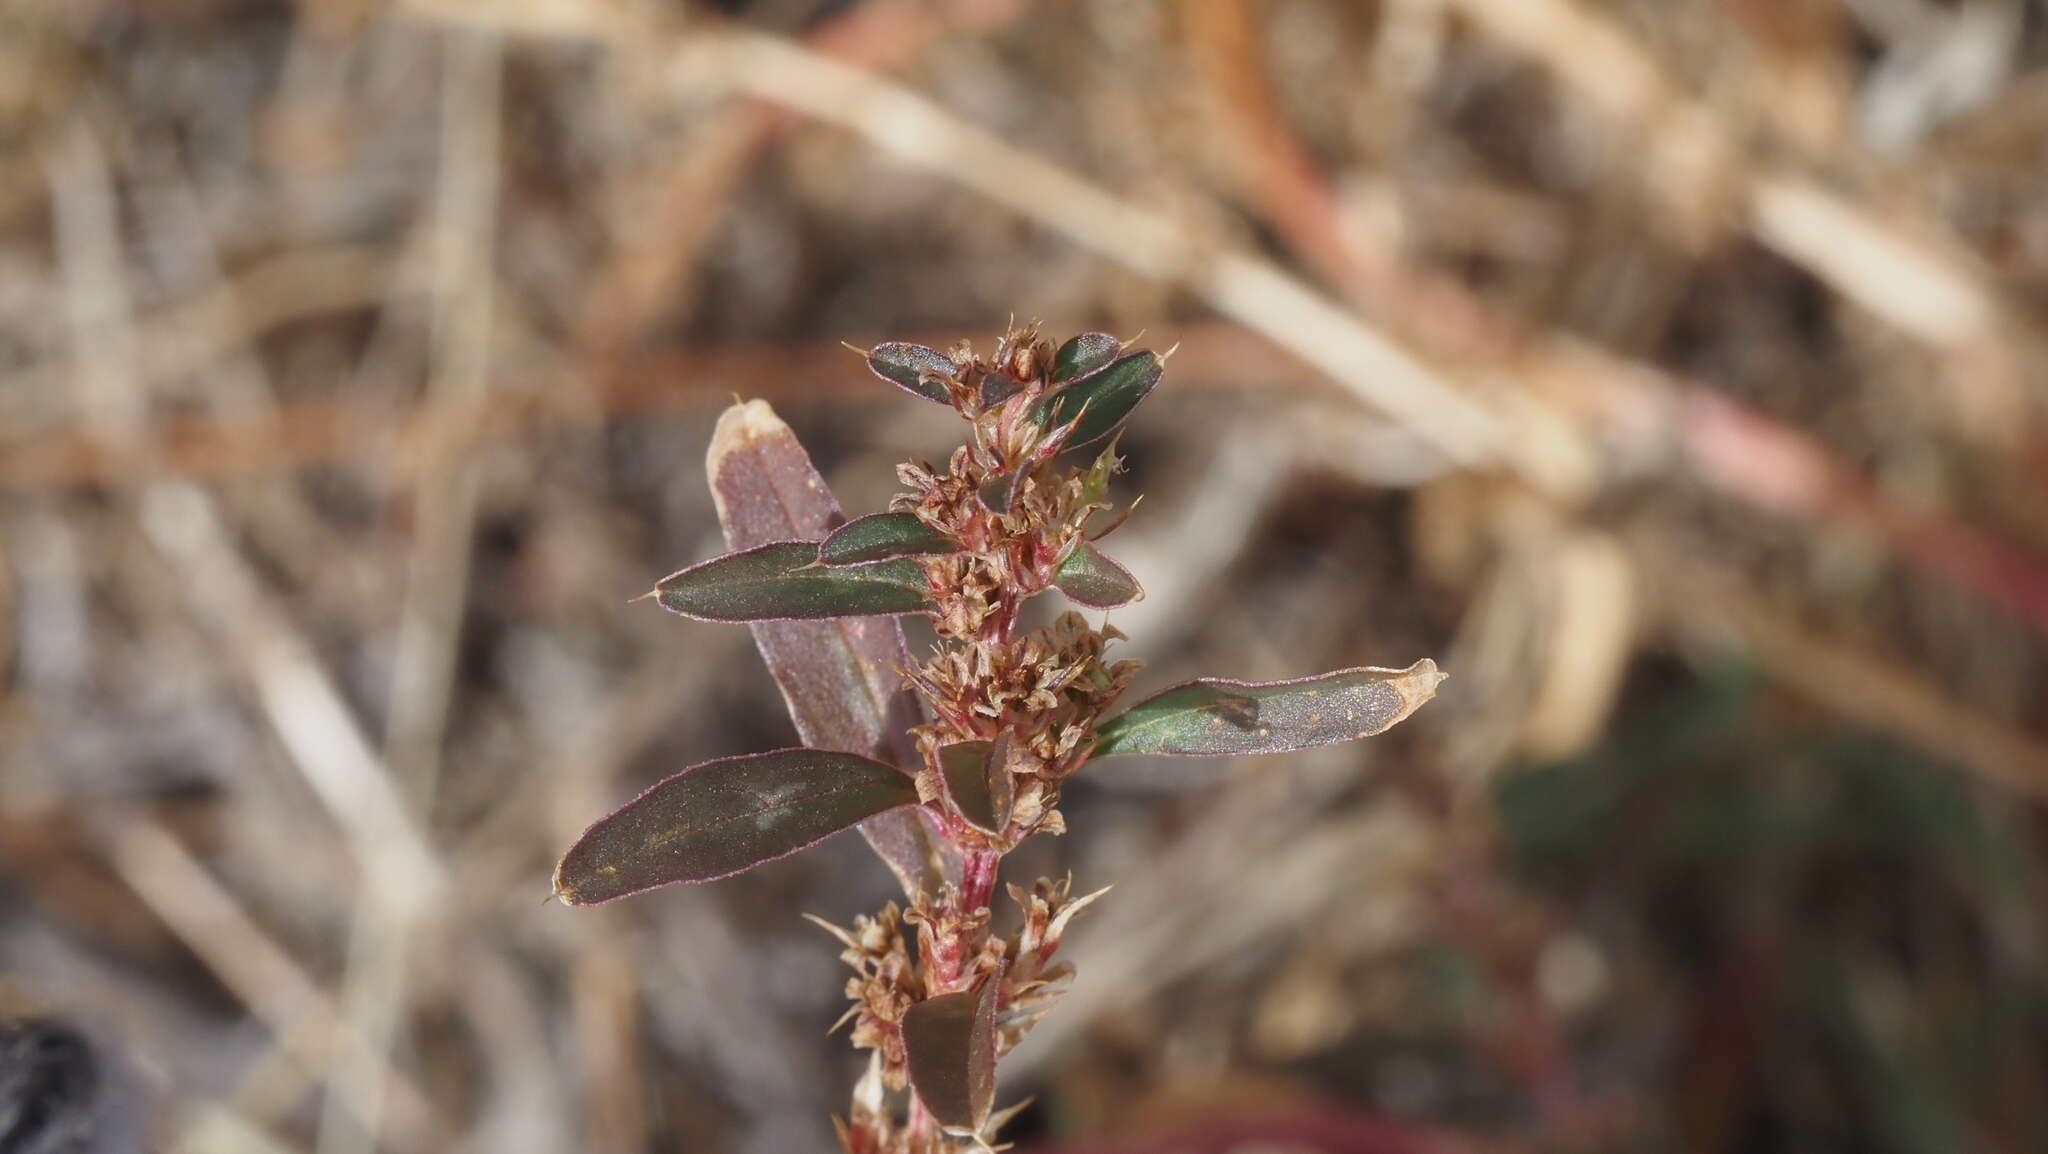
<box><xmin>902</xmin><ymin>970</ymin><xmax>1002</xmax><ymax>1134</ymax></box>
<box><xmin>938</xmin><ymin>736</ymin><xmax>1013</xmax><ymax>834</ymax></box>
<box><xmin>656</xmin><ymin>541</ymin><xmax>927</xmax><ymax>622</ymax></box>
<box><xmin>1091</xmin><ymin>659</ymin><xmax>1445</xmax><ymax>758</ymax></box>
<box><xmin>1050</xmin><ymin>332</ymin><xmax>1121</xmax><ymax>383</ymax></box>
<box><xmin>706</xmin><ymin>401</ymin><xmax>953</xmax><ymax>896</ymax></box>
<box><xmin>865</xmin><ymin>342</ymin><xmax>955</xmax><ymax>404</ymax></box>
<box><xmin>819</xmin><ymin>512</ymin><xmax>956</xmax><ymax>567</ymax></box>
<box><xmin>981</xmin><ymin>373</ymin><xmax>1025</xmax><ymax>407</ymax></box>
<box><xmin>1054</xmin><ymin>542</ymin><xmax>1142</xmax><ymax>609</ymax></box>
<box><xmin>553</xmin><ymin>748</ymin><xmax>921</xmax><ymax>904</ymax></box>
<box><xmin>977</xmin><ymin>471</ymin><xmax>1022</xmax><ymax>515</ymax></box>
<box><xmin>1030</xmin><ymin>349</ymin><xmax>1162</xmax><ymax>451</ymax></box>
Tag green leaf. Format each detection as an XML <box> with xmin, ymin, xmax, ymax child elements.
<box><xmin>1030</xmin><ymin>350</ymin><xmax>1162</xmax><ymax>451</ymax></box>
<box><xmin>1092</xmin><ymin>659</ymin><xmax>1445</xmax><ymax>758</ymax></box>
<box><xmin>1051</xmin><ymin>332</ymin><xmax>1121</xmax><ymax>383</ymax></box>
<box><xmin>706</xmin><ymin>401</ymin><xmax>951</xmax><ymax>897</ymax></box>
<box><xmin>656</xmin><ymin>541</ymin><xmax>928</xmax><ymax>622</ymax></box>
<box><xmin>819</xmin><ymin>512</ymin><xmax>956</xmax><ymax>566</ymax></box>
<box><xmin>553</xmin><ymin>748</ymin><xmax>921</xmax><ymax>903</ymax></box>
<box><xmin>866</xmin><ymin>342</ymin><xmax>955</xmax><ymax>404</ymax></box>
<box><xmin>1078</xmin><ymin>440</ymin><xmax>1121</xmax><ymax>505</ymax></box>
<box><xmin>902</xmin><ymin>971</ymin><xmax>1002</xmax><ymax>1134</ymax></box>
<box><xmin>981</xmin><ymin>374</ymin><xmax>1025</xmax><ymax>407</ymax></box>
<box><xmin>938</xmin><ymin>737</ymin><xmax>1013</xmax><ymax>833</ymax></box>
<box><xmin>1054</xmin><ymin>543</ymin><xmax>1142</xmax><ymax>609</ymax></box>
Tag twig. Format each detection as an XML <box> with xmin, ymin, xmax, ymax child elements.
<box><xmin>318</xmin><ymin>30</ymin><xmax>504</xmax><ymax>1154</ymax></box>
<box><xmin>0</xmin><ymin>324</ymin><xmax>1354</xmax><ymax>492</ymax></box>
<box><xmin>664</xmin><ymin>27</ymin><xmax>1518</xmax><ymax>477</ymax></box>
<box><xmin>98</xmin><ymin>815</ymin><xmax>446</xmax><ymax>1150</ymax></box>
<box><xmin>1435</xmin><ymin>0</ymin><xmax>2003</xmax><ymax>350</ymax></box>
<box><xmin>0</xmin><ymin>243</ymin><xmax>402</xmax><ymax>421</ymax></box>
<box><xmin>1656</xmin><ymin>551</ymin><xmax>2048</xmax><ymax>801</ymax></box>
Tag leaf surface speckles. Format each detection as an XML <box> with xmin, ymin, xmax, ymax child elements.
<box><xmin>1053</xmin><ymin>543</ymin><xmax>1142</xmax><ymax>609</ymax></box>
<box><xmin>656</xmin><ymin>541</ymin><xmax>928</xmax><ymax>622</ymax></box>
<box><xmin>1092</xmin><ymin>659</ymin><xmax>1445</xmax><ymax>758</ymax></box>
<box><xmin>554</xmin><ymin>748</ymin><xmax>922</xmax><ymax>903</ymax></box>
<box><xmin>819</xmin><ymin>512</ymin><xmax>957</xmax><ymax>567</ymax></box>
<box><xmin>1030</xmin><ymin>350</ymin><xmax>1162</xmax><ymax>450</ymax></box>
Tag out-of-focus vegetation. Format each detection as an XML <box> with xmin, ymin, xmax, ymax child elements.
<box><xmin>1</xmin><ymin>2</ymin><xmax>2044</xmax><ymax>1152</ymax></box>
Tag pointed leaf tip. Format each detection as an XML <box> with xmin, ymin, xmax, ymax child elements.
<box><xmin>554</xmin><ymin>748</ymin><xmax>922</xmax><ymax>903</ymax></box>
<box><xmin>1091</xmin><ymin>659</ymin><xmax>1444</xmax><ymax>758</ymax></box>
<box><xmin>902</xmin><ymin>970</ymin><xmax>1002</xmax><ymax>1133</ymax></box>
<box><xmin>866</xmin><ymin>342</ymin><xmax>956</xmax><ymax>404</ymax></box>
<box><xmin>819</xmin><ymin>511</ymin><xmax>957</xmax><ymax>566</ymax></box>
<box><xmin>1054</xmin><ymin>542</ymin><xmax>1142</xmax><ymax>609</ymax></box>
<box><xmin>657</xmin><ymin>541</ymin><xmax>929</xmax><ymax>622</ymax></box>
<box><xmin>1030</xmin><ymin>349</ymin><xmax>1162</xmax><ymax>451</ymax></box>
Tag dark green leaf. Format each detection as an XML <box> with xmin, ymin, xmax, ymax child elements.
<box><xmin>902</xmin><ymin>971</ymin><xmax>1002</xmax><ymax>1133</ymax></box>
<box><xmin>656</xmin><ymin>541</ymin><xmax>928</xmax><ymax>622</ymax></box>
<box><xmin>819</xmin><ymin>512</ymin><xmax>956</xmax><ymax>567</ymax></box>
<box><xmin>1030</xmin><ymin>350</ymin><xmax>1162</xmax><ymax>451</ymax></box>
<box><xmin>705</xmin><ymin>401</ymin><xmax>952</xmax><ymax>897</ymax></box>
<box><xmin>1051</xmin><ymin>332</ymin><xmax>1121</xmax><ymax>383</ymax></box>
<box><xmin>981</xmin><ymin>374</ymin><xmax>1025</xmax><ymax>407</ymax></box>
<box><xmin>938</xmin><ymin>737</ymin><xmax>1013</xmax><ymax>833</ymax></box>
<box><xmin>553</xmin><ymin>748</ymin><xmax>921</xmax><ymax>903</ymax></box>
<box><xmin>1054</xmin><ymin>543</ymin><xmax>1142</xmax><ymax>609</ymax></box>
<box><xmin>1092</xmin><ymin>659</ymin><xmax>1445</xmax><ymax>758</ymax></box>
<box><xmin>866</xmin><ymin>342</ymin><xmax>955</xmax><ymax>404</ymax></box>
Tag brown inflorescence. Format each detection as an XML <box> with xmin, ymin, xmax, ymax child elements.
<box><xmin>834</xmin><ymin>325</ymin><xmax>1146</xmax><ymax>1150</ymax></box>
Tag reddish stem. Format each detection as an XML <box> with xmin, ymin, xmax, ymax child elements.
<box><xmin>961</xmin><ymin>849</ymin><xmax>1001</xmax><ymax>919</ymax></box>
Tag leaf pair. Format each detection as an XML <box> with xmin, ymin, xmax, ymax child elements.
<box><xmin>659</xmin><ymin>521</ymin><xmax>1142</xmax><ymax>622</ymax></box>
<box><xmin>703</xmin><ymin>401</ymin><xmax>948</xmax><ymax>897</ymax></box>
<box><xmin>554</xmin><ymin>661</ymin><xmax>1450</xmax><ymax>904</ymax></box>
<box><xmin>824</xmin><ymin>512</ymin><xmax>1141</xmax><ymax>608</ymax></box>
<box><xmin>863</xmin><ymin>334</ymin><xmax>1162</xmax><ymax>453</ymax></box>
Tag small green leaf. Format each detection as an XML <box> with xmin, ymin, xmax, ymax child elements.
<box><xmin>554</xmin><ymin>748</ymin><xmax>921</xmax><ymax>903</ymax></box>
<box><xmin>866</xmin><ymin>342</ymin><xmax>955</xmax><ymax>404</ymax></box>
<box><xmin>656</xmin><ymin>541</ymin><xmax>928</xmax><ymax>622</ymax></box>
<box><xmin>819</xmin><ymin>512</ymin><xmax>957</xmax><ymax>566</ymax></box>
<box><xmin>902</xmin><ymin>971</ymin><xmax>1002</xmax><ymax>1133</ymax></box>
<box><xmin>1051</xmin><ymin>332</ymin><xmax>1121</xmax><ymax>383</ymax></box>
<box><xmin>1054</xmin><ymin>543</ymin><xmax>1142</xmax><ymax>609</ymax></box>
<box><xmin>938</xmin><ymin>737</ymin><xmax>1013</xmax><ymax>833</ymax></box>
<box><xmin>1078</xmin><ymin>440</ymin><xmax>1121</xmax><ymax>505</ymax></box>
<box><xmin>1030</xmin><ymin>350</ymin><xmax>1162</xmax><ymax>451</ymax></box>
<box><xmin>1092</xmin><ymin>659</ymin><xmax>1445</xmax><ymax>758</ymax></box>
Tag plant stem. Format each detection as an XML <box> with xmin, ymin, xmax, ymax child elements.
<box><xmin>960</xmin><ymin>849</ymin><xmax>1001</xmax><ymax>923</ymax></box>
<box><xmin>906</xmin><ymin>1097</ymin><xmax>938</xmax><ymax>1148</ymax></box>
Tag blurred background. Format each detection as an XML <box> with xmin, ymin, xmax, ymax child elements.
<box><xmin>4</xmin><ymin>1</ymin><xmax>2047</xmax><ymax>1152</ymax></box>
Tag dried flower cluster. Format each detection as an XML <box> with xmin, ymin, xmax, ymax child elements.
<box><xmin>554</xmin><ymin>324</ymin><xmax>1445</xmax><ymax>1151</ymax></box>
